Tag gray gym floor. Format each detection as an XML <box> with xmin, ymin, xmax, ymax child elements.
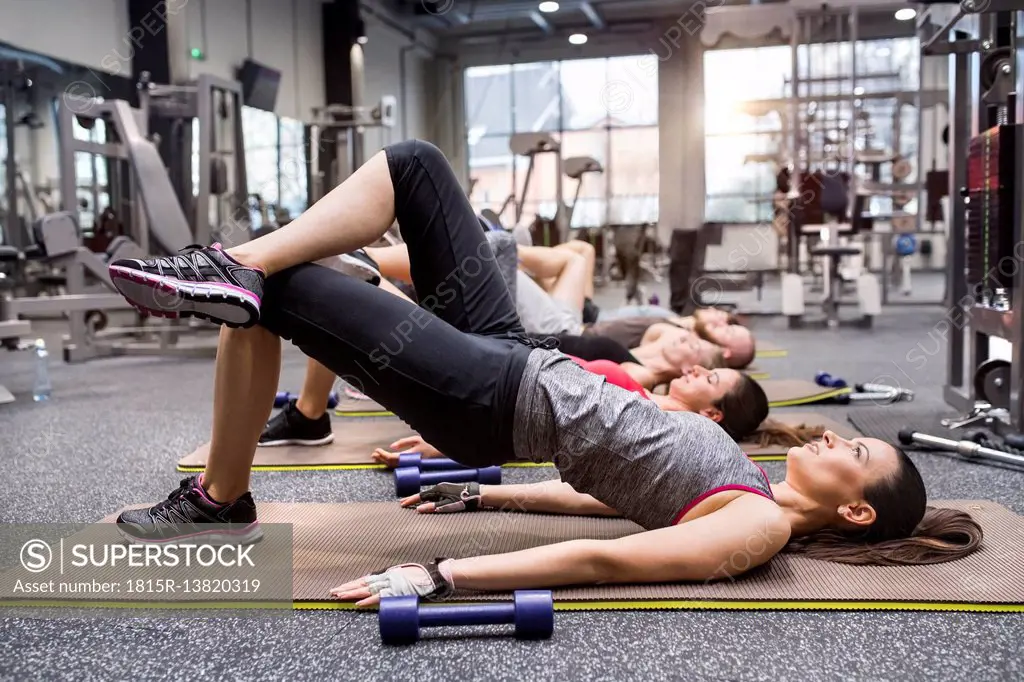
<box><xmin>1</xmin><ymin>283</ymin><xmax>1022</xmax><ymax>681</ymax></box>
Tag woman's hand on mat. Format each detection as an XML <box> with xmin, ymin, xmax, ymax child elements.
<box><xmin>330</xmin><ymin>560</ymin><xmax>454</xmax><ymax>607</ymax></box>
<box><xmin>400</xmin><ymin>482</ymin><xmax>483</xmax><ymax>513</ymax></box>
<box><xmin>371</xmin><ymin>436</ymin><xmax>444</xmax><ymax>468</ymax></box>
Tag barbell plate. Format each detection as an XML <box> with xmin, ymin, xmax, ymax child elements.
<box><xmin>974</xmin><ymin>359</ymin><xmax>1011</xmax><ymax>409</ymax></box>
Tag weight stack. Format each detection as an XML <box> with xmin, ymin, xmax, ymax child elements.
<box><xmin>965</xmin><ymin>125</ymin><xmax>1018</xmax><ymax>297</ymax></box>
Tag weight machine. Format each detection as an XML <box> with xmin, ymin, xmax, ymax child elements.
<box><xmin>137</xmin><ymin>73</ymin><xmax>250</xmax><ymax>248</ymax></box>
<box><xmin>308</xmin><ymin>95</ymin><xmax>397</xmax><ymax>204</ymax></box>
<box><xmin>779</xmin><ymin>6</ymin><xmax>882</xmax><ymax>328</ymax></box>
<box><xmin>1</xmin><ymin>89</ymin><xmax>222</xmax><ymax>365</ymax></box>
<box><xmin>928</xmin><ymin>2</ymin><xmax>1024</xmax><ymax>460</ymax></box>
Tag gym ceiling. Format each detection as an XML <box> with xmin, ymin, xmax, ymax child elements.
<box><xmin>378</xmin><ymin>1</ymin><xmax>918</xmax><ymax>48</ymax></box>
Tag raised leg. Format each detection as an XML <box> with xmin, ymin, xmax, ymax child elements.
<box><xmin>518</xmin><ymin>244</ymin><xmax>587</xmax><ymax>314</ymax></box>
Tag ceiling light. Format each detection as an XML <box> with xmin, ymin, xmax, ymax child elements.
<box><xmin>895</xmin><ymin>8</ymin><xmax>917</xmax><ymax>21</ymax></box>
<box><xmin>568</xmin><ymin>33</ymin><xmax>588</xmax><ymax>45</ymax></box>
<box><xmin>538</xmin><ymin>1</ymin><xmax>559</xmax><ymax>12</ymax></box>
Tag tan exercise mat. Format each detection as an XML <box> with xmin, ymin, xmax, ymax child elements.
<box><xmin>741</xmin><ymin>411</ymin><xmax>857</xmax><ymax>458</ymax></box>
<box><xmin>745</xmin><ymin>366</ymin><xmax>770</xmax><ymax>380</ymax></box>
<box><xmin>178</xmin><ymin>418</ymin><xmax>416</xmax><ymax>471</ymax></box>
<box><xmin>762</xmin><ymin>379</ymin><xmax>851</xmax><ymax>407</ymax></box>
<box><xmin>334</xmin><ymin>395</ymin><xmax>393</xmax><ymax>417</ymax></box>
<box><xmin>21</xmin><ymin>500</ymin><xmax>1017</xmax><ymax>612</ymax></box>
<box><xmin>755</xmin><ymin>341</ymin><xmax>788</xmax><ymax>358</ymax></box>
<box><xmin>275</xmin><ymin>499</ymin><xmax>1020</xmax><ymax>610</ymax></box>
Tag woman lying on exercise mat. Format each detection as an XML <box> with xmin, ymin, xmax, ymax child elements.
<box><xmin>107</xmin><ymin>141</ymin><xmax>980</xmax><ymax>598</ymax></box>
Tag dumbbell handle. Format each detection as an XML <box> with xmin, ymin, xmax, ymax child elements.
<box><xmin>397</xmin><ymin>453</ymin><xmax>467</xmax><ymax>471</ymax></box>
<box><xmin>418</xmin><ymin>602</ymin><xmax>514</xmax><ymax>627</ymax></box>
<box><xmin>420</xmin><ymin>467</ymin><xmax>499</xmax><ymax>486</ymax></box>
<box><xmin>858</xmin><ymin>383</ymin><xmax>913</xmax><ymax>398</ymax></box>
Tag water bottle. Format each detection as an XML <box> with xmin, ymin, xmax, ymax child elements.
<box><xmin>32</xmin><ymin>339</ymin><xmax>52</xmax><ymax>402</ymax></box>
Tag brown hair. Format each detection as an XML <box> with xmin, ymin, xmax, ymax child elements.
<box><xmin>784</xmin><ymin>447</ymin><xmax>983</xmax><ymax>566</ymax></box>
<box><xmin>715</xmin><ymin>374</ymin><xmax>769</xmax><ymax>441</ymax></box>
<box><xmin>752</xmin><ymin>419</ymin><xmax>824</xmax><ymax>447</ymax></box>
<box><xmin>693</xmin><ymin>319</ymin><xmax>755</xmax><ymax>369</ymax></box>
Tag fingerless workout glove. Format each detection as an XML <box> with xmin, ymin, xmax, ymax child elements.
<box><xmin>366</xmin><ymin>558</ymin><xmax>455</xmax><ymax>600</ymax></box>
<box><xmin>417</xmin><ymin>482</ymin><xmax>483</xmax><ymax>513</ymax></box>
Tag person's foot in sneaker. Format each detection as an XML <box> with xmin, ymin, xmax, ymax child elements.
<box><xmin>259</xmin><ymin>399</ymin><xmax>334</xmax><ymax>447</ymax></box>
<box><xmin>117</xmin><ymin>475</ymin><xmax>263</xmax><ymax>545</ymax></box>
<box><xmin>333</xmin><ymin>249</ymin><xmax>382</xmax><ymax>286</ymax></box>
<box><xmin>108</xmin><ymin>244</ymin><xmax>265</xmax><ymax>328</ymax></box>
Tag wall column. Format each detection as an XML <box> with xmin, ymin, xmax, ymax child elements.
<box><xmin>657</xmin><ymin>20</ymin><xmax>706</xmax><ymax>244</ymax></box>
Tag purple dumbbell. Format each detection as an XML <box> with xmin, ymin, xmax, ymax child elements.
<box><xmin>396</xmin><ymin>453</ymin><xmax>468</xmax><ymax>471</ymax></box>
<box><xmin>394</xmin><ymin>466</ymin><xmax>502</xmax><ymax>497</ymax></box>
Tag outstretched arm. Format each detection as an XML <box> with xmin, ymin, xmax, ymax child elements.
<box><xmin>332</xmin><ymin>494</ymin><xmax>789</xmax><ymax>604</ymax></box>
<box><xmin>403</xmin><ymin>480</ymin><xmax>620</xmax><ymax>516</ymax></box>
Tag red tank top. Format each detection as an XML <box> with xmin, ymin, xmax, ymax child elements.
<box><xmin>568</xmin><ymin>356</ymin><xmax>649</xmax><ymax>399</ymax></box>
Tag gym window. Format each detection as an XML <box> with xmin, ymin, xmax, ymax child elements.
<box><xmin>464</xmin><ymin>56</ymin><xmax>659</xmax><ymax>229</ymax></box>
<box><xmin>703</xmin><ymin>37</ymin><xmax>920</xmax><ymax>223</ymax></box>
<box><xmin>189</xmin><ymin>107</ymin><xmax>308</xmax><ymax>229</ymax></box>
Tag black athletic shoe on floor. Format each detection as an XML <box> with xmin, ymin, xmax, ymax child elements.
<box><xmin>108</xmin><ymin>244</ymin><xmax>265</xmax><ymax>328</ymax></box>
<box><xmin>582</xmin><ymin>297</ymin><xmax>600</xmax><ymax>325</ymax></box>
<box><xmin>117</xmin><ymin>476</ymin><xmax>262</xmax><ymax>545</ymax></box>
<box><xmin>258</xmin><ymin>399</ymin><xmax>334</xmax><ymax>447</ymax></box>
<box><xmin>335</xmin><ymin>249</ymin><xmax>381</xmax><ymax>286</ymax></box>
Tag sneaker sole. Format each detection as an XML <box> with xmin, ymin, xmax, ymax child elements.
<box><xmin>109</xmin><ymin>265</ymin><xmax>261</xmax><ymax>328</ymax></box>
<box><xmin>117</xmin><ymin>521</ymin><xmax>264</xmax><ymax>546</ymax></box>
<box><xmin>258</xmin><ymin>434</ymin><xmax>335</xmax><ymax>447</ymax></box>
<box><xmin>335</xmin><ymin>253</ymin><xmax>381</xmax><ymax>285</ymax></box>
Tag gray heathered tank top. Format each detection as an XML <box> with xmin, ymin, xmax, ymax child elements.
<box><xmin>512</xmin><ymin>350</ymin><xmax>774</xmax><ymax>529</ymax></box>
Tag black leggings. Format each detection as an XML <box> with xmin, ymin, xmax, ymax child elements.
<box><xmin>258</xmin><ymin>141</ymin><xmax>533</xmax><ymax>467</ymax></box>
<box><xmin>531</xmin><ymin>333</ymin><xmax>638</xmax><ymax>364</ymax></box>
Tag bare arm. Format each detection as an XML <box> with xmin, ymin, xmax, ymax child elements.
<box><xmin>334</xmin><ymin>494</ymin><xmax>790</xmax><ymax>603</ymax></box>
<box><xmin>481</xmin><ymin>481</ymin><xmax>621</xmax><ymax>516</ymax></box>
<box><xmin>403</xmin><ymin>480</ymin><xmax>620</xmax><ymax>517</ymax></box>
<box><xmin>446</xmin><ymin>494</ymin><xmax>790</xmax><ymax>591</ymax></box>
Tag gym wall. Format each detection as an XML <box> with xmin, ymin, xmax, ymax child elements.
<box><xmin>359</xmin><ymin>13</ymin><xmax>434</xmax><ymax>150</ymax></box>
<box><xmin>0</xmin><ymin>0</ymin><xmax>131</xmax><ymax>74</ymax></box>
<box><xmin>177</xmin><ymin>0</ymin><xmax>325</xmax><ymax>121</ymax></box>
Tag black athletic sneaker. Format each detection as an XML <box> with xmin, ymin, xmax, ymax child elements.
<box><xmin>108</xmin><ymin>244</ymin><xmax>265</xmax><ymax>328</ymax></box>
<box><xmin>335</xmin><ymin>249</ymin><xmax>382</xmax><ymax>286</ymax></box>
<box><xmin>258</xmin><ymin>399</ymin><xmax>334</xmax><ymax>447</ymax></box>
<box><xmin>582</xmin><ymin>298</ymin><xmax>600</xmax><ymax>325</ymax></box>
<box><xmin>117</xmin><ymin>476</ymin><xmax>262</xmax><ymax>545</ymax></box>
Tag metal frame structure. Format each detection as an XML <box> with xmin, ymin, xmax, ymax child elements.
<box><xmin>1</xmin><ymin>96</ymin><xmax>218</xmax><ymax>363</ymax></box>
<box><xmin>934</xmin><ymin>3</ymin><xmax>1024</xmax><ymax>433</ymax></box>
<box><xmin>308</xmin><ymin>95</ymin><xmax>398</xmax><ymax>203</ymax></box>
<box><xmin>140</xmin><ymin>73</ymin><xmax>250</xmax><ymax>247</ymax></box>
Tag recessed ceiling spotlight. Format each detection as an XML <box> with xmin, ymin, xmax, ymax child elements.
<box><xmin>539</xmin><ymin>1</ymin><xmax>560</xmax><ymax>12</ymax></box>
<box><xmin>569</xmin><ymin>33</ymin><xmax>588</xmax><ymax>45</ymax></box>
